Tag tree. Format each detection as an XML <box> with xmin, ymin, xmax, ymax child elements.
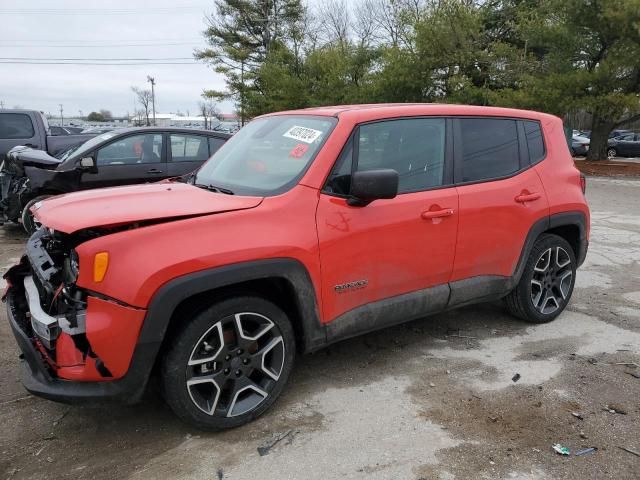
<box><xmin>87</xmin><ymin>111</ymin><xmax>105</xmax><ymax>122</ymax></box>
<box><xmin>492</xmin><ymin>0</ymin><xmax>640</xmax><ymax>159</ymax></box>
<box><xmin>196</xmin><ymin>0</ymin><xmax>306</xmax><ymax>124</ymax></box>
<box><xmin>99</xmin><ymin>109</ymin><xmax>113</xmax><ymax>120</ymax></box>
<box><xmin>198</xmin><ymin>98</ymin><xmax>219</xmax><ymax>129</ymax></box>
<box><xmin>131</xmin><ymin>86</ymin><xmax>152</xmax><ymax>126</ymax></box>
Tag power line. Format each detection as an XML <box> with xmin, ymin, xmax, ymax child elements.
<box><xmin>0</xmin><ymin>61</ymin><xmax>200</xmax><ymax>65</ymax></box>
<box><xmin>0</xmin><ymin>7</ymin><xmax>207</xmax><ymax>15</ymax></box>
<box><xmin>0</xmin><ymin>57</ymin><xmax>194</xmax><ymax>61</ymax></box>
<box><xmin>0</xmin><ymin>42</ymin><xmax>202</xmax><ymax>48</ymax></box>
<box><xmin>0</xmin><ymin>37</ymin><xmax>202</xmax><ymax>43</ymax></box>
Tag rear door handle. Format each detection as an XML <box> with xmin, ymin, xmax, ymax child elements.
<box><xmin>515</xmin><ymin>192</ymin><xmax>541</xmax><ymax>203</ymax></box>
<box><xmin>421</xmin><ymin>208</ymin><xmax>455</xmax><ymax>220</ymax></box>
<box><xmin>147</xmin><ymin>168</ymin><xmax>163</xmax><ymax>174</ymax></box>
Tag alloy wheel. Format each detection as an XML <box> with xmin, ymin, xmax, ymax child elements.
<box><xmin>185</xmin><ymin>312</ymin><xmax>285</xmax><ymax>417</ymax></box>
<box><xmin>530</xmin><ymin>247</ymin><xmax>573</xmax><ymax>315</ymax></box>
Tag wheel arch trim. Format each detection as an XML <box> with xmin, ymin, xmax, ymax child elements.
<box><xmin>512</xmin><ymin>211</ymin><xmax>588</xmax><ymax>288</ymax></box>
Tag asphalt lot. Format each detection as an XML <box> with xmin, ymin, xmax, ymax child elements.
<box><xmin>1</xmin><ymin>176</ymin><xmax>639</xmax><ymax>480</ymax></box>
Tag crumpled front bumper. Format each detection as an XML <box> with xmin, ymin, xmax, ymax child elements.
<box><xmin>5</xmin><ymin>282</ymin><xmax>156</xmax><ymax>405</ymax></box>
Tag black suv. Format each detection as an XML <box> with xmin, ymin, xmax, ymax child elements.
<box><xmin>0</xmin><ymin>127</ymin><xmax>230</xmax><ymax>232</ymax></box>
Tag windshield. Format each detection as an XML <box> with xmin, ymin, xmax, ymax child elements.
<box><xmin>194</xmin><ymin>115</ymin><xmax>337</xmax><ymax>195</ymax></box>
<box><xmin>55</xmin><ymin>131</ymin><xmax>118</xmax><ymax>162</ymax></box>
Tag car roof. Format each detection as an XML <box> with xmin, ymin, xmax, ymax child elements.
<box><xmin>261</xmin><ymin>103</ymin><xmax>556</xmax><ymax>123</ymax></box>
<box><xmin>94</xmin><ymin>126</ymin><xmax>232</xmax><ymax>138</ymax></box>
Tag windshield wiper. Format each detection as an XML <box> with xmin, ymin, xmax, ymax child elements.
<box><xmin>194</xmin><ymin>183</ymin><xmax>234</xmax><ymax>195</ymax></box>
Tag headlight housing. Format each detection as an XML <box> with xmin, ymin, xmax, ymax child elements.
<box><xmin>63</xmin><ymin>249</ymin><xmax>79</xmax><ymax>284</ymax></box>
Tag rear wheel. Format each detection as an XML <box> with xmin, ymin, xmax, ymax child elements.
<box><xmin>161</xmin><ymin>296</ymin><xmax>295</xmax><ymax>430</ymax></box>
<box><xmin>21</xmin><ymin>195</ymin><xmax>51</xmax><ymax>234</ymax></box>
<box><xmin>505</xmin><ymin>234</ymin><xmax>576</xmax><ymax>323</ymax></box>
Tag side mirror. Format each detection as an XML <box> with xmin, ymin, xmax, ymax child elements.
<box><xmin>347</xmin><ymin>169</ymin><xmax>399</xmax><ymax>206</ymax></box>
<box><xmin>78</xmin><ymin>156</ymin><xmax>98</xmax><ymax>173</ymax></box>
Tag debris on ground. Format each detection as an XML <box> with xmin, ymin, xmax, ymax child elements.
<box><xmin>615</xmin><ymin>362</ymin><xmax>639</xmax><ymax>368</ymax></box>
<box><xmin>257</xmin><ymin>430</ymin><xmax>294</xmax><ymax>456</ymax></box>
<box><xmin>618</xmin><ymin>447</ymin><xmax>640</xmax><ymax>458</ymax></box>
<box><xmin>626</xmin><ymin>371</ymin><xmax>640</xmax><ymax>379</ymax></box>
<box><xmin>512</xmin><ymin>373</ymin><xmax>521</xmax><ymax>383</ymax></box>
<box><xmin>580</xmin><ymin>432</ymin><xmax>588</xmax><ymax>440</ymax></box>
<box><xmin>575</xmin><ymin>447</ymin><xmax>597</xmax><ymax>456</ymax></box>
<box><xmin>604</xmin><ymin>404</ymin><xmax>628</xmax><ymax>415</ymax></box>
<box><xmin>571</xmin><ymin>412</ymin><xmax>584</xmax><ymax>420</ymax></box>
<box><xmin>552</xmin><ymin>444</ymin><xmax>570</xmax><ymax>456</ymax></box>
<box><xmin>429</xmin><ymin>382</ymin><xmax>436</xmax><ymax>387</ymax></box>
<box><xmin>217</xmin><ymin>467</ymin><xmax>224</xmax><ymax>479</ymax></box>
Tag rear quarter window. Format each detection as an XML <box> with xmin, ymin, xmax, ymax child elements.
<box><xmin>0</xmin><ymin>113</ymin><xmax>35</xmax><ymax>139</ymax></box>
<box><xmin>523</xmin><ymin>120</ymin><xmax>545</xmax><ymax>163</ymax></box>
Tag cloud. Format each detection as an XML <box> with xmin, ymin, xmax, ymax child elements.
<box><xmin>0</xmin><ymin>0</ymin><xmax>231</xmax><ymax>116</ymax></box>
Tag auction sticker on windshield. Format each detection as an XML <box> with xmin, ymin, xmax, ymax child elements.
<box><xmin>283</xmin><ymin>126</ymin><xmax>323</xmax><ymax>144</ymax></box>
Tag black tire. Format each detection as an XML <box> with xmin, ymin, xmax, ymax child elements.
<box><xmin>505</xmin><ymin>234</ymin><xmax>576</xmax><ymax>323</ymax></box>
<box><xmin>607</xmin><ymin>148</ymin><xmax>617</xmax><ymax>159</ymax></box>
<box><xmin>570</xmin><ymin>147</ymin><xmax>576</xmax><ymax>156</ymax></box>
<box><xmin>161</xmin><ymin>296</ymin><xmax>296</xmax><ymax>430</ymax></box>
<box><xmin>21</xmin><ymin>195</ymin><xmax>51</xmax><ymax>234</ymax></box>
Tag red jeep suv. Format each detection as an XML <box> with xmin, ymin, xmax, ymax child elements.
<box><xmin>4</xmin><ymin>104</ymin><xmax>589</xmax><ymax>430</ymax></box>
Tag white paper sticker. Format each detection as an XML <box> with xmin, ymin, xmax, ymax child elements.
<box><xmin>283</xmin><ymin>126</ymin><xmax>323</xmax><ymax>144</ymax></box>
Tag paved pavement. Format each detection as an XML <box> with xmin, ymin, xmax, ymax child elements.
<box><xmin>1</xmin><ymin>177</ymin><xmax>639</xmax><ymax>480</ymax></box>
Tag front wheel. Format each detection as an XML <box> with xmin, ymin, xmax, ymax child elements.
<box><xmin>505</xmin><ymin>234</ymin><xmax>576</xmax><ymax>323</ymax></box>
<box><xmin>607</xmin><ymin>148</ymin><xmax>617</xmax><ymax>159</ymax></box>
<box><xmin>161</xmin><ymin>296</ymin><xmax>296</xmax><ymax>430</ymax></box>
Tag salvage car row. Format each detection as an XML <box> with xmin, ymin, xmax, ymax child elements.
<box><xmin>1</xmin><ymin>108</ymin><xmax>230</xmax><ymax>232</ymax></box>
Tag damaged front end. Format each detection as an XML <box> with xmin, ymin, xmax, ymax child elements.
<box><xmin>4</xmin><ymin>228</ymin><xmax>147</xmax><ymax>399</ymax></box>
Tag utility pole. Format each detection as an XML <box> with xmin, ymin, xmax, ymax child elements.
<box><xmin>0</xmin><ymin>100</ymin><xmax>4</xmax><ymax>109</ymax></box>
<box><xmin>59</xmin><ymin>104</ymin><xmax>64</xmax><ymax>126</ymax></box>
<box><xmin>147</xmin><ymin>75</ymin><xmax>156</xmax><ymax>126</ymax></box>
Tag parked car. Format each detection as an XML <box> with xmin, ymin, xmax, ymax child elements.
<box><xmin>49</xmin><ymin>126</ymin><xmax>86</xmax><ymax>136</ymax></box>
<box><xmin>0</xmin><ymin>127</ymin><xmax>230</xmax><ymax>232</ymax></box>
<box><xmin>607</xmin><ymin>133</ymin><xmax>640</xmax><ymax>158</ymax></box>
<box><xmin>571</xmin><ymin>135</ymin><xmax>590</xmax><ymax>156</ymax></box>
<box><xmin>609</xmin><ymin>129</ymin><xmax>633</xmax><ymax>138</ymax></box>
<box><xmin>0</xmin><ymin>109</ymin><xmax>97</xmax><ymax>161</ymax></box>
<box><xmin>81</xmin><ymin>127</ymin><xmax>116</xmax><ymax>134</ymax></box>
<box><xmin>4</xmin><ymin>104</ymin><xmax>589</xmax><ymax>430</ymax></box>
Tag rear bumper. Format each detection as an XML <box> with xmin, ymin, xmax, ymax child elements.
<box><xmin>6</xmin><ymin>287</ymin><xmax>157</xmax><ymax>404</ymax></box>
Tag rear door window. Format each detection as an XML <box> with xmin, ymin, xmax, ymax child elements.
<box><xmin>458</xmin><ymin>118</ymin><xmax>520</xmax><ymax>182</ymax></box>
<box><xmin>169</xmin><ymin>134</ymin><xmax>209</xmax><ymax>162</ymax></box>
<box><xmin>208</xmin><ymin>137</ymin><xmax>226</xmax><ymax>155</ymax></box>
<box><xmin>0</xmin><ymin>113</ymin><xmax>35</xmax><ymax>139</ymax></box>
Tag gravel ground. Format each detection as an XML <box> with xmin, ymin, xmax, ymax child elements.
<box><xmin>1</xmin><ymin>176</ymin><xmax>639</xmax><ymax>480</ymax></box>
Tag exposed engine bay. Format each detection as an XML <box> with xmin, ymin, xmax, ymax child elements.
<box><xmin>4</xmin><ymin>228</ymin><xmax>112</xmax><ymax>377</ymax></box>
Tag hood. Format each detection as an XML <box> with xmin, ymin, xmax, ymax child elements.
<box><xmin>7</xmin><ymin>146</ymin><xmax>62</xmax><ymax>166</ymax></box>
<box><xmin>1</xmin><ymin>147</ymin><xmax>61</xmax><ymax>177</ymax></box>
<box><xmin>32</xmin><ymin>182</ymin><xmax>263</xmax><ymax>233</ymax></box>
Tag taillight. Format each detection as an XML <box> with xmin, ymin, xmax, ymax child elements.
<box><xmin>580</xmin><ymin>173</ymin><xmax>586</xmax><ymax>194</ymax></box>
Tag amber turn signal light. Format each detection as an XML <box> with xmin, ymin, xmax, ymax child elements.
<box><xmin>93</xmin><ymin>252</ymin><xmax>109</xmax><ymax>282</ymax></box>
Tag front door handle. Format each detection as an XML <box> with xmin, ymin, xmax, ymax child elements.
<box><xmin>421</xmin><ymin>208</ymin><xmax>455</xmax><ymax>220</ymax></box>
<box><xmin>147</xmin><ymin>168</ymin><xmax>163</xmax><ymax>174</ymax></box>
<box><xmin>515</xmin><ymin>192</ymin><xmax>541</xmax><ymax>203</ymax></box>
